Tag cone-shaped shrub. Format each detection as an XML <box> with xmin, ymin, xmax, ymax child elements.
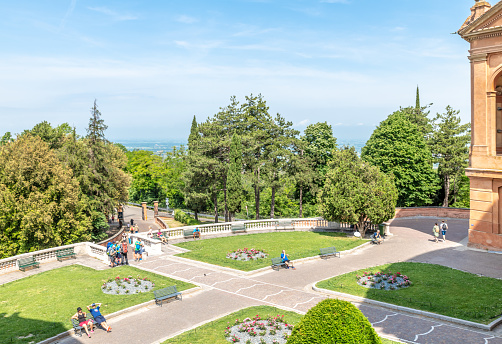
<box><xmin>287</xmin><ymin>299</ymin><xmax>382</xmax><ymax>344</ymax></box>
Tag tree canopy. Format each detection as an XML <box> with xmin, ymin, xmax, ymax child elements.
<box><xmin>318</xmin><ymin>147</ymin><xmax>397</xmax><ymax>237</ymax></box>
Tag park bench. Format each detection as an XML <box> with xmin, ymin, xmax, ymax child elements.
<box><xmin>56</xmin><ymin>247</ymin><xmax>77</xmax><ymax>261</ymax></box>
<box><xmin>183</xmin><ymin>229</ymin><xmax>200</xmax><ymax>239</ymax></box>
<box><xmin>153</xmin><ymin>285</ymin><xmax>182</xmax><ymax>306</ymax></box>
<box><xmin>17</xmin><ymin>256</ymin><xmax>40</xmax><ymax>272</ymax></box>
<box><xmin>231</xmin><ymin>223</ymin><xmax>246</xmax><ymax>234</ymax></box>
<box><xmin>275</xmin><ymin>219</ymin><xmax>293</xmax><ymax>231</ymax></box>
<box><xmin>319</xmin><ymin>247</ymin><xmax>340</xmax><ymax>259</ymax></box>
<box><xmin>271</xmin><ymin>257</ymin><xmax>287</xmax><ymax>270</ymax></box>
<box><xmin>70</xmin><ymin>315</ymin><xmax>94</xmax><ymax>336</ymax></box>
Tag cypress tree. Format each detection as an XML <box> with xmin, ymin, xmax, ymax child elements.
<box><xmin>416</xmin><ymin>85</ymin><xmax>420</xmax><ymax>110</ymax></box>
<box><xmin>226</xmin><ymin>134</ymin><xmax>244</xmax><ymax>220</ymax></box>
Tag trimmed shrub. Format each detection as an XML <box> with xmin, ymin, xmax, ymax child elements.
<box><xmin>287</xmin><ymin>299</ymin><xmax>382</xmax><ymax>344</ymax></box>
<box><xmin>174</xmin><ymin>209</ymin><xmax>201</xmax><ymax>226</ymax></box>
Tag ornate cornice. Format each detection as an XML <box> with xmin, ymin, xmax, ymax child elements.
<box><xmin>469</xmin><ymin>53</ymin><xmax>488</xmax><ymax>62</ymax></box>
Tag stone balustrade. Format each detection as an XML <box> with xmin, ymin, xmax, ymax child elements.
<box><xmin>0</xmin><ymin>242</ymin><xmax>108</xmax><ymax>275</ymax></box>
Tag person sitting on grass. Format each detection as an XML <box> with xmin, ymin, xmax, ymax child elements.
<box><xmin>281</xmin><ymin>250</ymin><xmax>295</xmax><ymax>270</ymax></box>
<box><xmin>193</xmin><ymin>227</ymin><xmax>200</xmax><ymax>239</ymax></box>
<box><xmin>87</xmin><ymin>303</ymin><xmax>111</xmax><ymax>332</ymax></box>
<box><xmin>372</xmin><ymin>231</ymin><xmax>383</xmax><ymax>245</ymax></box>
<box><xmin>71</xmin><ymin>307</ymin><xmax>94</xmax><ymax>338</ymax></box>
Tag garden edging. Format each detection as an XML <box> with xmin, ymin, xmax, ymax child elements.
<box><xmin>311</xmin><ymin>285</ymin><xmax>502</xmax><ymax>331</ymax></box>
<box><xmin>38</xmin><ymin>286</ymin><xmax>202</xmax><ymax>344</ymax></box>
<box><xmin>167</xmin><ymin>241</ymin><xmax>372</xmax><ymax>277</ymax></box>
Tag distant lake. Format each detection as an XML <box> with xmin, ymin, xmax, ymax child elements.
<box><xmin>117</xmin><ymin>138</ymin><xmax>368</xmax><ymax>154</ymax></box>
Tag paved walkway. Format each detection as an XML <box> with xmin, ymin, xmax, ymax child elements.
<box><xmin>14</xmin><ymin>213</ymin><xmax>502</xmax><ymax>344</ymax></box>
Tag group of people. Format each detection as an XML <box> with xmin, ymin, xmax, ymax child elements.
<box><xmin>106</xmin><ymin>239</ymin><xmax>129</xmax><ymax>267</ymax></box>
<box><xmin>432</xmin><ymin>220</ymin><xmax>448</xmax><ymax>243</ymax></box>
<box><xmin>71</xmin><ymin>303</ymin><xmax>111</xmax><ymax>338</ymax></box>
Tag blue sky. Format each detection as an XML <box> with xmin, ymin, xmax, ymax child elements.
<box><xmin>0</xmin><ymin>0</ymin><xmax>477</xmax><ymax>141</ymax></box>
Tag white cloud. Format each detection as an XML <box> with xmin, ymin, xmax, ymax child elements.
<box><xmin>295</xmin><ymin>119</ymin><xmax>310</xmax><ymax>127</ymax></box>
<box><xmin>176</xmin><ymin>15</ymin><xmax>198</xmax><ymax>24</ymax></box>
<box><xmin>60</xmin><ymin>0</ymin><xmax>77</xmax><ymax>29</ymax></box>
<box><xmin>87</xmin><ymin>7</ymin><xmax>137</xmax><ymax>21</ymax></box>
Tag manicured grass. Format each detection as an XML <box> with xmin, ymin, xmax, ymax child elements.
<box><xmin>316</xmin><ymin>262</ymin><xmax>502</xmax><ymax>324</ymax></box>
<box><xmin>162</xmin><ymin>306</ymin><xmax>402</xmax><ymax>344</ymax></box>
<box><xmin>160</xmin><ymin>217</ymin><xmax>185</xmax><ymax>228</ymax></box>
<box><xmin>0</xmin><ymin>265</ymin><xmax>196</xmax><ymax>344</ymax></box>
<box><xmin>174</xmin><ymin>231</ymin><xmax>367</xmax><ymax>271</ymax></box>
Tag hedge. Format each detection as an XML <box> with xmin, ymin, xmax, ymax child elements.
<box><xmin>174</xmin><ymin>209</ymin><xmax>201</xmax><ymax>226</ymax></box>
<box><xmin>287</xmin><ymin>299</ymin><xmax>382</xmax><ymax>344</ymax></box>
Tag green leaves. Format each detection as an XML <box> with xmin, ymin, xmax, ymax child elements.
<box><xmin>0</xmin><ymin>135</ymin><xmax>91</xmax><ymax>258</ymax></box>
<box><xmin>318</xmin><ymin>147</ymin><xmax>397</xmax><ymax>237</ymax></box>
<box><xmin>362</xmin><ymin>111</ymin><xmax>439</xmax><ymax>207</ymax></box>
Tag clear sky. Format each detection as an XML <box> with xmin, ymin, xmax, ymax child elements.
<box><xmin>0</xmin><ymin>0</ymin><xmax>478</xmax><ymax>141</ymax></box>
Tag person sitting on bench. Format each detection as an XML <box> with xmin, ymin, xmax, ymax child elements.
<box><xmin>87</xmin><ymin>303</ymin><xmax>111</xmax><ymax>332</ymax></box>
<box><xmin>193</xmin><ymin>227</ymin><xmax>200</xmax><ymax>239</ymax></box>
<box><xmin>281</xmin><ymin>250</ymin><xmax>295</xmax><ymax>270</ymax></box>
<box><xmin>71</xmin><ymin>307</ymin><xmax>94</xmax><ymax>338</ymax></box>
<box><xmin>372</xmin><ymin>231</ymin><xmax>383</xmax><ymax>245</ymax></box>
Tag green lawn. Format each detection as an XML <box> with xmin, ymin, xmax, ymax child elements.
<box><xmin>174</xmin><ymin>231</ymin><xmax>367</xmax><ymax>271</ymax></box>
<box><xmin>0</xmin><ymin>265</ymin><xmax>196</xmax><ymax>344</ymax></box>
<box><xmin>162</xmin><ymin>306</ymin><xmax>401</xmax><ymax>344</ymax></box>
<box><xmin>316</xmin><ymin>262</ymin><xmax>502</xmax><ymax>324</ymax></box>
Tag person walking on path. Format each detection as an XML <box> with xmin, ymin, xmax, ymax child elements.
<box><xmin>134</xmin><ymin>238</ymin><xmax>142</xmax><ymax>262</ymax></box>
<box><xmin>71</xmin><ymin>307</ymin><xmax>94</xmax><ymax>338</ymax></box>
<box><xmin>281</xmin><ymin>250</ymin><xmax>295</xmax><ymax>270</ymax></box>
<box><xmin>432</xmin><ymin>223</ymin><xmax>440</xmax><ymax>243</ymax></box>
<box><xmin>121</xmin><ymin>239</ymin><xmax>129</xmax><ymax>265</ymax></box>
<box><xmin>441</xmin><ymin>220</ymin><xmax>448</xmax><ymax>242</ymax></box>
<box><xmin>87</xmin><ymin>303</ymin><xmax>111</xmax><ymax>332</ymax></box>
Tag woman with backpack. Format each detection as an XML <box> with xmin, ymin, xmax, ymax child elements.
<box><xmin>121</xmin><ymin>239</ymin><xmax>129</xmax><ymax>265</ymax></box>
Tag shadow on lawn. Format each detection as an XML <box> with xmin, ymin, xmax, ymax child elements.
<box><xmin>0</xmin><ymin>312</ymin><xmax>68</xmax><ymax>344</ymax></box>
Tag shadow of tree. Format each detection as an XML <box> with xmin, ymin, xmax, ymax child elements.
<box><xmin>0</xmin><ymin>312</ymin><xmax>70</xmax><ymax>344</ymax></box>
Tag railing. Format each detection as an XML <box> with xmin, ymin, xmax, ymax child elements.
<box><xmin>0</xmin><ymin>242</ymin><xmax>108</xmax><ymax>275</ymax></box>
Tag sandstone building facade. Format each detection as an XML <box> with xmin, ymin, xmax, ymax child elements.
<box><xmin>459</xmin><ymin>0</ymin><xmax>502</xmax><ymax>250</ymax></box>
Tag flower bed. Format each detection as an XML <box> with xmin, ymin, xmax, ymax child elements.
<box><xmin>225</xmin><ymin>314</ymin><xmax>293</xmax><ymax>343</ymax></box>
<box><xmin>226</xmin><ymin>248</ymin><xmax>268</xmax><ymax>261</ymax></box>
<box><xmin>356</xmin><ymin>271</ymin><xmax>411</xmax><ymax>291</ymax></box>
<box><xmin>101</xmin><ymin>275</ymin><xmax>155</xmax><ymax>295</ymax></box>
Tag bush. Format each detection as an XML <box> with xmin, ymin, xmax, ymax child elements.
<box><xmin>287</xmin><ymin>299</ymin><xmax>382</xmax><ymax>344</ymax></box>
<box><xmin>174</xmin><ymin>209</ymin><xmax>201</xmax><ymax>226</ymax></box>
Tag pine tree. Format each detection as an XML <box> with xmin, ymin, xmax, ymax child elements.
<box><xmin>226</xmin><ymin>134</ymin><xmax>244</xmax><ymax>220</ymax></box>
<box><xmin>416</xmin><ymin>85</ymin><xmax>420</xmax><ymax>110</ymax></box>
<box><xmin>430</xmin><ymin>106</ymin><xmax>470</xmax><ymax>207</ymax></box>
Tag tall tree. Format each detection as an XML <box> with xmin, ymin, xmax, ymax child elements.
<box><xmin>362</xmin><ymin>111</ymin><xmax>439</xmax><ymax>207</ymax></box>
<box><xmin>0</xmin><ymin>135</ymin><xmax>91</xmax><ymax>258</ymax></box>
<box><xmin>416</xmin><ymin>85</ymin><xmax>420</xmax><ymax>110</ymax></box>
<box><xmin>430</xmin><ymin>106</ymin><xmax>470</xmax><ymax>207</ymax></box>
<box><xmin>318</xmin><ymin>147</ymin><xmax>397</xmax><ymax>238</ymax></box>
<box><xmin>227</xmin><ymin>134</ymin><xmax>244</xmax><ymax>220</ymax></box>
<box><xmin>291</xmin><ymin>140</ymin><xmax>316</xmax><ymax>217</ymax></box>
<box><xmin>23</xmin><ymin>121</ymin><xmax>72</xmax><ymax>150</ymax></box>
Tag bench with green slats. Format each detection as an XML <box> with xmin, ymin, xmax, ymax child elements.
<box><xmin>153</xmin><ymin>285</ymin><xmax>182</xmax><ymax>306</ymax></box>
<box><xmin>18</xmin><ymin>256</ymin><xmax>40</xmax><ymax>272</ymax></box>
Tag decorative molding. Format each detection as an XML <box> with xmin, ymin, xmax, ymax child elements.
<box><xmin>465</xmin><ymin>30</ymin><xmax>502</xmax><ymax>42</ymax></box>
<box><xmin>469</xmin><ymin>53</ymin><xmax>488</xmax><ymax>62</ymax></box>
<box><xmin>480</xmin><ymin>12</ymin><xmax>502</xmax><ymax>30</ymax></box>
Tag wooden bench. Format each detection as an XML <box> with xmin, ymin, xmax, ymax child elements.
<box><xmin>183</xmin><ymin>229</ymin><xmax>199</xmax><ymax>239</ymax></box>
<box><xmin>231</xmin><ymin>223</ymin><xmax>246</xmax><ymax>233</ymax></box>
<box><xmin>56</xmin><ymin>247</ymin><xmax>77</xmax><ymax>261</ymax></box>
<box><xmin>18</xmin><ymin>256</ymin><xmax>40</xmax><ymax>272</ymax></box>
<box><xmin>154</xmin><ymin>285</ymin><xmax>182</xmax><ymax>306</ymax></box>
<box><xmin>319</xmin><ymin>247</ymin><xmax>340</xmax><ymax>259</ymax></box>
<box><xmin>271</xmin><ymin>257</ymin><xmax>287</xmax><ymax>270</ymax></box>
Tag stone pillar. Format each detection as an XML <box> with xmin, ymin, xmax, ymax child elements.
<box><xmin>142</xmin><ymin>202</ymin><xmax>147</xmax><ymax>221</ymax></box>
<box><xmin>153</xmin><ymin>201</ymin><xmax>159</xmax><ymax>217</ymax></box>
<box><xmin>383</xmin><ymin>222</ymin><xmax>392</xmax><ymax>236</ymax></box>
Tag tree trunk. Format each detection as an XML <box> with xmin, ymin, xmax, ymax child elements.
<box><xmin>299</xmin><ymin>186</ymin><xmax>303</xmax><ymax>218</ymax></box>
<box><xmin>254</xmin><ymin>167</ymin><xmax>260</xmax><ymax>220</ymax></box>
<box><xmin>442</xmin><ymin>175</ymin><xmax>450</xmax><ymax>207</ymax></box>
<box><xmin>270</xmin><ymin>185</ymin><xmax>276</xmax><ymax>219</ymax></box>
<box><xmin>224</xmin><ymin>187</ymin><xmax>229</xmax><ymax>222</ymax></box>
<box><xmin>214</xmin><ymin>194</ymin><xmax>219</xmax><ymax>223</ymax></box>
<box><xmin>194</xmin><ymin>210</ymin><xmax>198</xmax><ymax>221</ymax></box>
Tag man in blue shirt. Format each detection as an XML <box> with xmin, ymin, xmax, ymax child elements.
<box><xmin>87</xmin><ymin>303</ymin><xmax>111</xmax><ymax>332</ymax></box>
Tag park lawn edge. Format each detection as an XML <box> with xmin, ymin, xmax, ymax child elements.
<box><xmin>173</xmin><ymin>231</ymin><xmax>368</xmax><ymax>272</ymax></box>
<box><xmin>315</xmin><ymin>262</ymin><xmax>502</xmax><ymax>324</ymax></box>
<box><xmin>0</xmin><ymin>264</ymin><xmax>196</xmax><ymax>344</ymax></box>
<box><xmin>161</xmin><ymin>305</ymin><xmax>401</xmax><ymax>344</ymax></box>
